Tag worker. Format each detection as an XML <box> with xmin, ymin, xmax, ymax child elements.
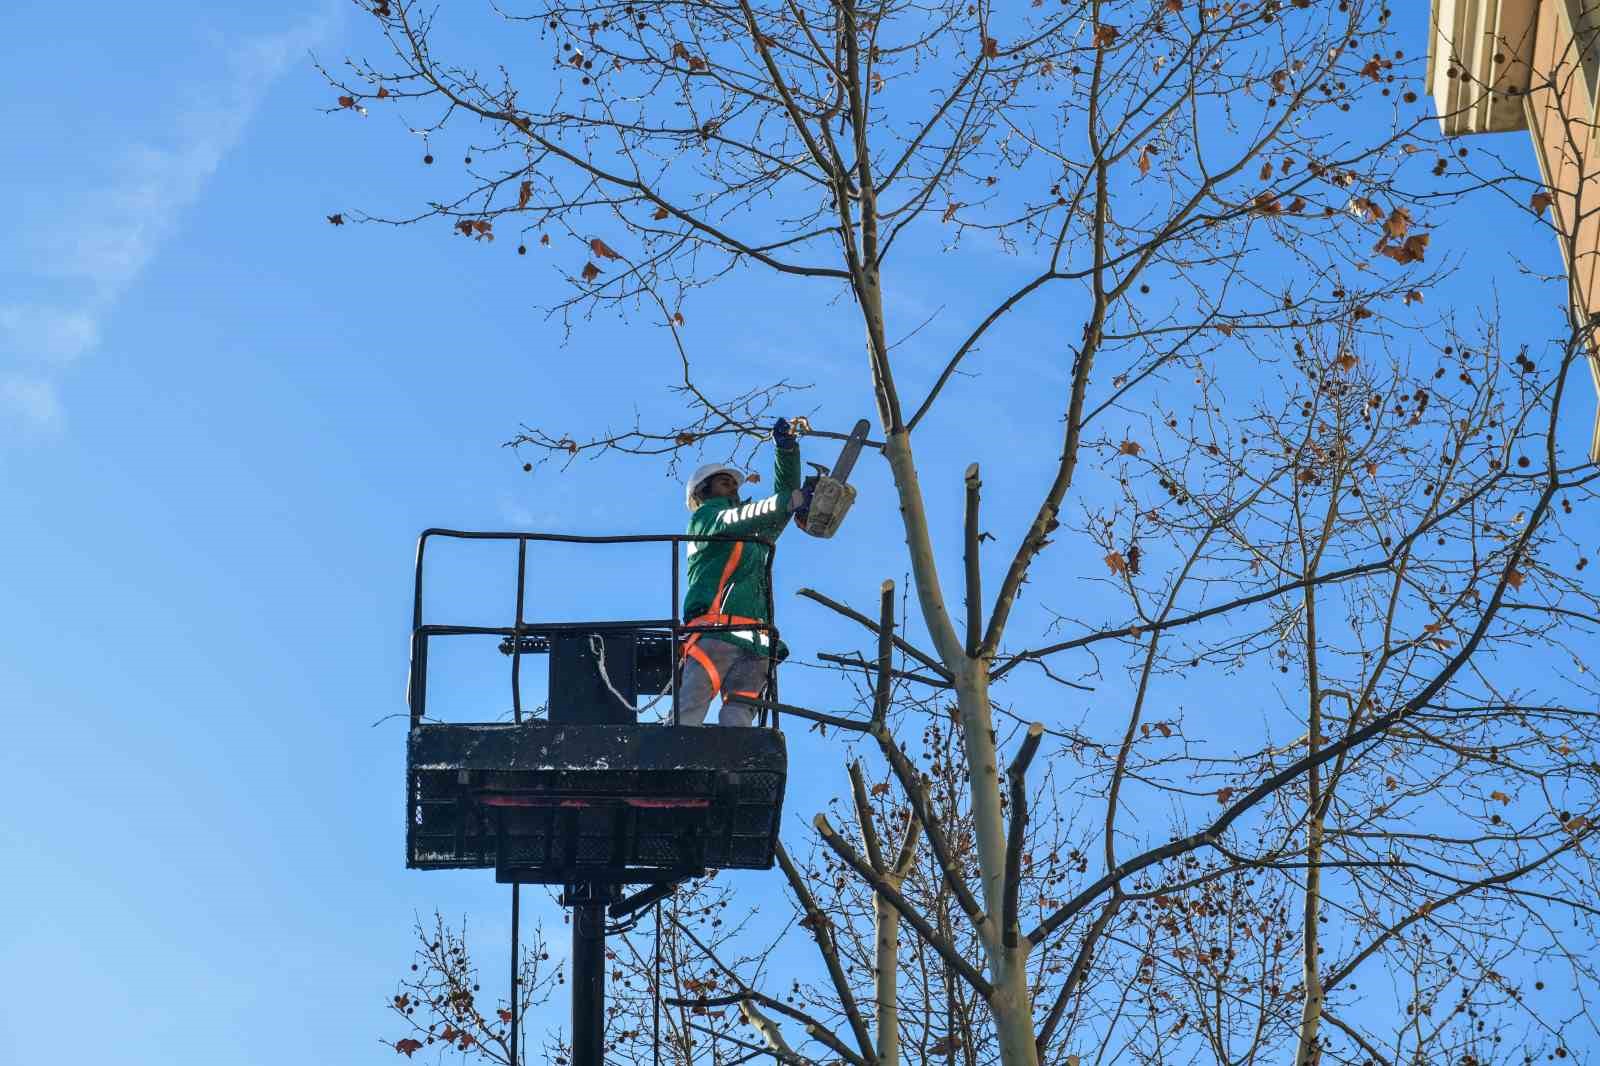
<box><xmin>677</xmin><ymin>417</ymin><xmax>805</xmax><ymax>726</ymax></box>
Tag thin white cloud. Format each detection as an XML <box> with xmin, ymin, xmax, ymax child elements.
<box><xmin>498</xmin><ymin>494</ymin><xmax>541</xmax><ymax>529</ymax></box>
<box><xmin>0</xmin><ymin>10</ymin><xmax>334</xmax><ymax>430</ymax></box>
<box><xmin>0</xmin><ymin>376</ymin><xmax>63</xmax><ymax>430</ymax></box>
<box><xmin>0</xmin><ymin>306</ymin><xmax>100</xmax><ymax>365</ymax></box>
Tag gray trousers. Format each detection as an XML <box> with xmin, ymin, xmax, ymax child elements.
<box><xmin>677</xmin><ymin>638</ymin><xmax>771</xmax><ymax>726</ymax></box>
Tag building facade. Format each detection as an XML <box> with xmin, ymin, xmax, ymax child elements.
<box><xmin>1429</xmin><ymin>0</ymin><xmax>1600</xmax><ymax>459</ymax></box>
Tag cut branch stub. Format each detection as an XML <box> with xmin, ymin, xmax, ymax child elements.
<box><xmin>874</xmin><ymin>579</ymin><xmax>895</xmax><ymax>724</ymax></box>
<box><xmin>965</xmin><ymin>463</ymin><xmax>984</xmax><ymax>657</ymax></box>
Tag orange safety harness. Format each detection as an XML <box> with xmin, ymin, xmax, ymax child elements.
<box><xmin>679</xmin><ymin>541</ymin><xmax>768</xmax><ymax>700</ymax></box>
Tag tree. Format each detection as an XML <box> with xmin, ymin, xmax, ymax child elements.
<box><xmin>384</xmin><ymin>914</ymin><xmax>560</xmax><ymax>1061</ymax></box>
<box><xmin>333</xmin><ymin>0</ymin><xmax>1600</xmax><ymax>1062</ymax></box>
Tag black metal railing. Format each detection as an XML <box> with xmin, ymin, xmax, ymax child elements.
<box><xmin>408</xmin><ymin>529</ymin><xmax>780</xmax><ymax>728</ymax></box>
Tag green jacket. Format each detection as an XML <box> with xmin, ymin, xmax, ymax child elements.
<box><xmin>682</xmin><ymin>441</ymin><xmax>801</xmax><ymax>657</ymax></box>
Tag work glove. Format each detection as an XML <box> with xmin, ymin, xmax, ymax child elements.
<box><xmin>773</xmin><ymin>416</ymin><xmax>798</xmax><ymax>448</ymax></box>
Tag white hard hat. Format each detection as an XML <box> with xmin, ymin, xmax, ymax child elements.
<box><xmin>685</xmin><ymin>463</ymin><xmax>744</xmax><ymax>512</ymax></box>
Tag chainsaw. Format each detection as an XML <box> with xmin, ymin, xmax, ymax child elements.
<box><xmin>792</xmin><ymin>418</ymin><xmax>869</xmax><ymax>539</ymax></box>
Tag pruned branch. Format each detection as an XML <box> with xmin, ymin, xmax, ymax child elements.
<box><xmin>1001</xmin><ymin>722</ymin><xmax>1043</xmax><ymax>949</ymax></box>
<box><xmin>849</xmin><ymin>759</ymin><xmax>887</xmax><ymax>872</ymax></box>
<box><xmin>800</xmin><ymin>586</ymin><xmax>953</xmax><ymax>680</ymax></box>
<box><xmin>816</xmin><ymin>652</ymin><xmax>954</xmax><ymax>689</ymax></box>
<box><xmin>726</xmin><ymin>695</ymin><xmax>875</xmax><ymax>732</ymax></box>
<box><xmin>774</xmin><ymin>840</ymin><xmax>877</xmax><ymax>1065</ymax></box>
<box><xmin>873</xmin><ymin>579</ymin><xmax>895</xmax><ymax>724</ymax></box>
<box><xmin>964</xmin><ymin>464</ymin><xmax>983</xmax><ymax>657</ymax></box>
<box><xmin>814</xmin><ymin>812</ymin><xmax>993</xmax><ymax>997</ymax></box>
<box><xmin>870</xmin><ymin>721</ymin><xmax>987</xmax><ymax>929</ymax></box>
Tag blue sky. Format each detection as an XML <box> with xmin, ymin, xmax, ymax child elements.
<box><xmin>2</xmin><ymin>2</ymin><xmax>1596</xmax><ymax>1064</ymax></box>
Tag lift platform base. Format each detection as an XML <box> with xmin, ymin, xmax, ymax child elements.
<box><xmin>407</xmin><ymin>722</ymin><xmax>787</xmax><ymax>885</ymax></box>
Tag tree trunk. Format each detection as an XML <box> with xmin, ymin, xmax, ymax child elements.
<box><xmin>875</xmin><ymin>891</ymin><xmax>902</xmax><ymax>1064</ymax></box>
<box><xmin>989</xmin><ymin>944</ymin><xmax>1040</xmax><ymax>1066</ymax></box>
<box><xmin>862</xmin><ymin>247</ymin><xmax>1039</xmax><ymax>1066</ymax></box>
<box><xmin>1295</xmin><ymin>587</ymin><xmax>1326</xmax><ymax>1066</ymax></box>
<box><xmin>1296</xmin><ymin>809</ymin><xmax>1326</xmax><ymax>1066</ymax></box>
<box><xmin>957</xmin><ymin>664</ymin><xmax>1040</xmax><ymax>1066</ymax></box>
<box><xmin>875</xmin><ymin>384</ymin><xmax>1039</xmax><ymax>1066</ymax></box>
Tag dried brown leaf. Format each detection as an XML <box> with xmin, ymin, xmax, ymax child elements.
<box><xmin>1383</xmin><ymin>207</ymin><xmax>1412</xmax><ymax>239</ymax></box>
<box><xmin>1347</xmin><ymin>196</ymin><xmax>1383</xmax><ymax>222</ymax></box>
<box><xmin>1376</xmin><ymin>232</ymin><xmax>1429</xmax><ymax>264</ymax></box>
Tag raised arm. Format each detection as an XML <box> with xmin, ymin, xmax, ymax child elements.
<box><xmin>772</xmin><ymin>419</ymin><xmax>801</xmax><ymax>501</ymax></box>
<box><xmin>709</xmin><ymin>420</ymin><xmax>803</xmax><ymax>537</ymax></box>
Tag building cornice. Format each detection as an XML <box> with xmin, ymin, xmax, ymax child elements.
<box><xmin>1428</xmin><ymin>0</ymin><xmax>1540</xmax><ymax>134</ymax></box>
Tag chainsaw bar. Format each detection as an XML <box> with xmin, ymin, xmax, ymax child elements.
<box><xmin>829</xmin><ymin>419</ymin><xmax>872</xmax><ymax>483</ymax></box>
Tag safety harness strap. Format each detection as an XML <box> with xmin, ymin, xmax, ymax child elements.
<box><xmin>683</xmin><ymin>641</ymin><xmax>722</xmax><ymax>694</ymax></box>
<box><xmin>678</xmin><ymin>538</ymin><xmax>773</xmax><ymax>700</ymax></box>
